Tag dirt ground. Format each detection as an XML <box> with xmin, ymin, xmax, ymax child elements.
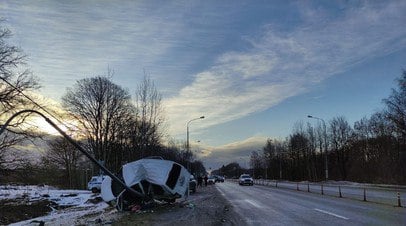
<box><xmin>0</xmin><ymin>184</ymin><xmax>241</xmax><ymax>225</ymax></box>
<box><xmin>0</xmin><ymin>198</ymin><xmax>53</xmax><ymax>225</ymax></box>
<box><xmin>112</xmin><ymin>184</ymin><xmax>241</xmax><ymax>226</ymax></box>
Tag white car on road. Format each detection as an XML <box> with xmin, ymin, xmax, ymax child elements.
<box><xmin>239</xmin><ymin>174</ymin><xmax>254</xmax><ymax>186</ymax></box>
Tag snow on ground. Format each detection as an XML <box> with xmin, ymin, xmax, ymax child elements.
<box><xmin>0</xmin><ymin>185</ymin><xmax>114</xmax><ymax>225</ymax></box>
<box><xmin>0</xmin><ymin>185</ymin><xmax>92</xmax><ymax>206</ymax></box>
<box><xmin>10</xmin><ymin>202</ymin><xmax>114</xmax><ymax>226</ymax></box>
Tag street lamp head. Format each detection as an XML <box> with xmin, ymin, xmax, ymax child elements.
<box><xmin>307</xmin><ymin>115</ymin><xmax>313</xmax><ymax>118</ymax></box>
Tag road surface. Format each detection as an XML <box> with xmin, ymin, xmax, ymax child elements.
<box><xmin>216</xmin><ymin>181</ymin><xmax>406</xmax><ymax>225</ymax></box>
<box><xmin>253</xmin><ymin>180</ymin><xmax>405</xmax><ymax>206</ymax></box>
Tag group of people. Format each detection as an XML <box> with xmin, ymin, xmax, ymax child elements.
<box><xmin>197</xmin><ymin>175</ymin><xmax>208</xmax><ymax>187</ymax></box>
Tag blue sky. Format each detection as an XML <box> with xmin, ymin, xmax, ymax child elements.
<box><xmin>2</xmin><ymin>0</ymin><xmax>406</xmax><ymax>169</ymax></box>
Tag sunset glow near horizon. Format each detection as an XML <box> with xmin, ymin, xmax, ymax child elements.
<box><xmin>2</xmin><ymin>0</ymin><xmax>406</xmax><ymax>169</ymax></box>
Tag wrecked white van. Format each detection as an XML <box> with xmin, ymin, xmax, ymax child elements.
<box><xmin>101</xmin><ymin>158</ymin><xmax>190</xmax><ymax>210</ymax></box>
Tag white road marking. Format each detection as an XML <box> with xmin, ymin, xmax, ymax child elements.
<box><xmin>245</xmin><ymin>199</ymin><xmax>263</xmax><ymax>208</ymax></box>
<box><xmin>314</xmin><ymin>208</ymin><xmax>349</xmax><ymax>220</ymax></box>
<box><xmin>217</xmin><ymin>187</ymin><xmax>226</xmax><ymax>197</ymax></box>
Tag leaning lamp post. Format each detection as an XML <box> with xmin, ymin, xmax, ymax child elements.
<box><xmin>308</xmin><ymin>115</ymin><xmax>329</xmax><ymax>181</ymax></box>
<box><xmin>186</xmin><ymin>116</ymin><xmax>205</xmax><ymax>171</ymax></box>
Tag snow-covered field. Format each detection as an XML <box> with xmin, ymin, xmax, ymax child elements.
<box><xmin>0</xmin><ymin>185</ymin><xmax>117</xmax><ymax>225</ymax></box>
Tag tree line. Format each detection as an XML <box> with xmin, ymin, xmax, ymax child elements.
<box><xmin>248</xmin><ymin>72</ymin><xmax>405</xmax><ymax>184</ymax></box>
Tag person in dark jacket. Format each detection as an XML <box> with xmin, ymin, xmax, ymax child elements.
<box><xmin>204</xmin><ymin>175</ymin><xmax>208</xmax><ymax>187</ymax></box>
<box><xmin>197</xmin><ymin>175</ymin><xmax>203</xmax><ymax>187</ymax></box>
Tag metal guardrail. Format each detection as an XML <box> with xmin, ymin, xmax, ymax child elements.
<box><xmin>230</xmin><ymin>179</ymin><xmax>405</xmax><ymax>207</ymax></box>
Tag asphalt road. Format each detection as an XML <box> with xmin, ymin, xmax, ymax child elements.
<box><xmin>253</xmin><ymin>180</ymin><xmax>405</xmax><ymax>206</ymax></box>
<box><xmin>216</xmin><ymin>181</ymin><xmax>406</xmax><ymax>226</ymax></box>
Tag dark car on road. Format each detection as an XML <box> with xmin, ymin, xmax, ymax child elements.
<box><xmin>214</xmin><ymin>175</ymin><xmax>225</xmax><ymax>182</ymax></box>
<box><xmin>238</xmin><ymin>174</ymin><xmax>253</xmax><ymax>186</ymax></box>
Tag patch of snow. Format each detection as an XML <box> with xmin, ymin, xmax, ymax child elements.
<box><xmin>0</xmin><ymin>185</ymin><xmax>96</xmax><ymax>206</ymax></box>
<box><xmin>1</xmin><ymin>184</ymin><xmax>113</xmax><ymax>225</ymax></box>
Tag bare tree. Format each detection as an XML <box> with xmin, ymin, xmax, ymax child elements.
<box><xmin>62</xmin><ymin>74</ymin><xmax>135</xmax><ymax>171</ymax></box>
<box><xmin>249</xmin><ymin>150</ymin><xmax>263</xmax><ymax>178</ymax></box>
<box><xmin>263</xmin><ymin>138</ymin><xmax>287</xmax><ymax>179</ymax></box>
<box><xmin>368</xmin><ymin>112</ymin><xmax>402</xmax><ymax>183</ymax></box>
<box><xmin>132</xmin><ymin>74</ymin><xmax>165</xmax><ymax>158</ymax></box>
<box><xmin>0</xmin><ymin>23</ymin><xmax>40</xmax><ymax>170</ymax></box>
<box><xmin>383</xmin><ymin>71</ymin><xmax>406</xmax><ymax>139</ymax></box>
<box><xmin>329</xmin><ymin>116</ymin><xmax>353</xmax><ymax>180</ymax></box>
<box><xmin>353</xmin><ymin>117</ymin><xmax>372</xmax><ymax>181</ymax></box>
<box><xmin>383</xmin><ymin>72</ymin><xmax>406</xmax><ymax>180</ymax></box>
<box><xmin>42</xmin><ymin>137</ymin><xmax>83</xmax><ymax>188</ymax></box>
<box><xmin>263</xmin><ymin>139</ymin><xmax>277</xmax><ymax>161</ymax></box>
<box><xmin>289</xmin><ymin>132</ymin><xmax>309</xmax><ymax>180</ymax></box>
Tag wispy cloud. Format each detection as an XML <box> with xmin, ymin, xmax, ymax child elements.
<box><xmin>2</xmin><ymin>1</ymin><xmax>406</xmax><ymax>141</ymax></box>
<box><xmin>165</xmin><ymin>1</ymin><xmax>406</xmax><ymax>135</ymax></box>
<box><xmin>2</xmin><ymin>1</ymin><xmax>214</xmax><ymax>97</ymax></box>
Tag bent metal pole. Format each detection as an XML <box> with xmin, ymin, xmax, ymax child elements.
<box><xmin>0</xmin><ymin>109</ymin><xmax>144</xmax><ymax>198</ymax></box>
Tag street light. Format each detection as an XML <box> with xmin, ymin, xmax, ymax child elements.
<box><xmin>308</xmin><ymin>115</ymin><xmax>329</xmax><ymax>181</ymax></box>
<box><xmin>187</xmin><ymin>116</ymin><xmax>205</xmax><ymax>172</ymax></box>
<box><xmin>279</xmin><ymin>152</ymin><xmax>283</xmax><ymax>180</ymax></box>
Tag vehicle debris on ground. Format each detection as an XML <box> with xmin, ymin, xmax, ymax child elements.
<box><xmin>101</xmin><ymin>157</ymin><xmax>190</xmax><ymax>211</ymax></box>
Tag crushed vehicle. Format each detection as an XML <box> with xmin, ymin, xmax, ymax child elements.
<box><xmin>101</xmin><ymin>157</ymin><xmax>190</xmax><ymax>210</ymax></box>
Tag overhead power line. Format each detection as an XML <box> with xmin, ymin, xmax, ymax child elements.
<box><xmin>0</xmin><ymin>76</ymin><xmax>67</xmax><ymax>129</ymax></box>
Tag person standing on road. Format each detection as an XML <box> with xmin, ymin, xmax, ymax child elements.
<box><xmin>197</xmin><ymin>175</ymin><xmax>203</xmax><ymax>187</ymax></box>
<box><xmin>204</xmin><ymin>175</ymin><xmax>208</xmax><ymax>187</ymax></box>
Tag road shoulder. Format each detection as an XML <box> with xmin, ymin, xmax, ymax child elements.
<box><xmin>113</xmin><ymin>184</ymin><xmax>241</xmax><ymax>225</ymax></box>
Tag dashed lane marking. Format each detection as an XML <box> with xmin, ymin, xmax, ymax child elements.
<box><xmin>245</xmin><ymin>199</ymin><xmax>263</xmax><ymax>208</ymax></box>
<box><xmin>314</xmin><ymin>208</ymin><xmax>349</xmax><ymax>220</ymax></box>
